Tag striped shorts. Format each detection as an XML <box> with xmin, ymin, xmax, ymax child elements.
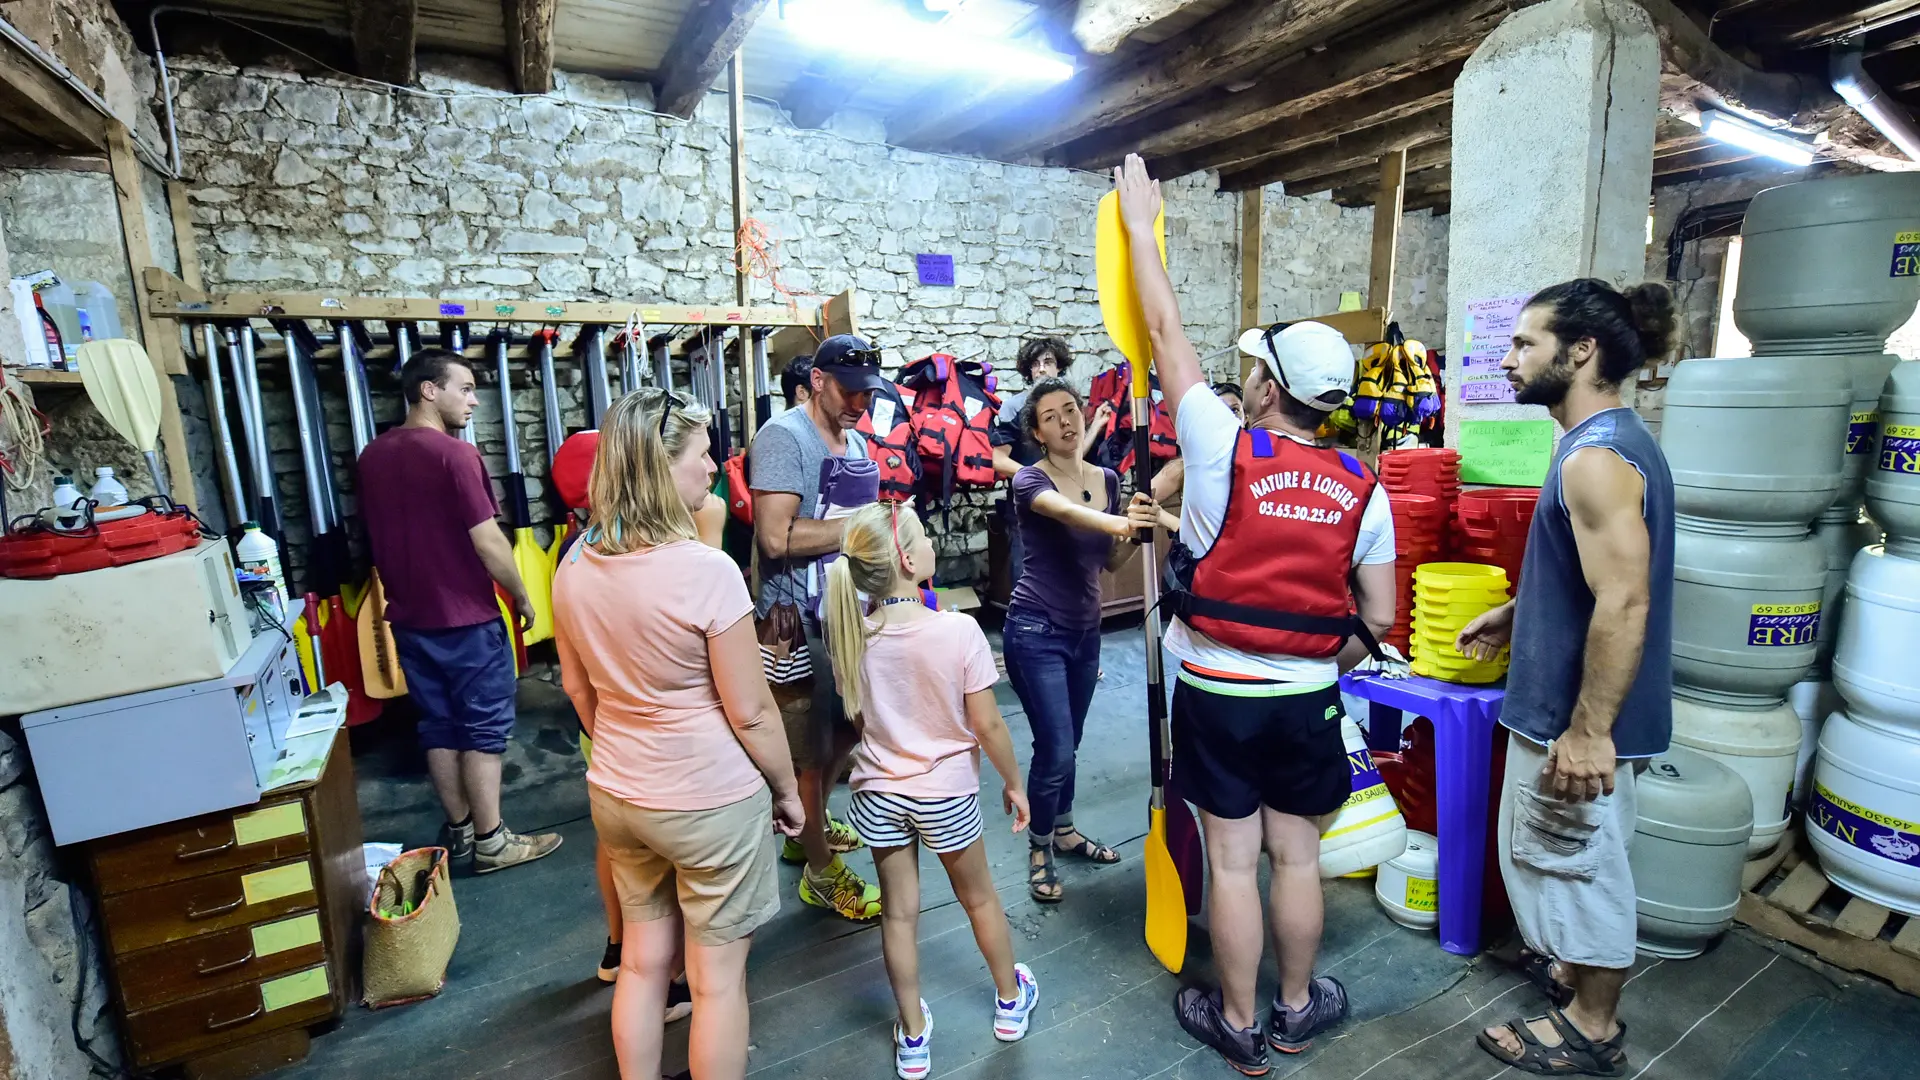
<box><xmin>848</xmin><ymin>790</ymin><xmax>984</xmax><ymax>853</ymax></box>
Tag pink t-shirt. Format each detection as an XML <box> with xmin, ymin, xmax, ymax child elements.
<box><xmin>552</xmin><ymin>539</ymin><xmax>762</xmax><ymax>812</ymax></box>
<box><xmin>849</xmin><ymin>611</ymin><xmax>1000</xmax><ymax>798</ymax></box>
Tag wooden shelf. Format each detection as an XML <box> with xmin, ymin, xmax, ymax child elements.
<box><xmin>6</xmin><ymin>366</ymin><xmax>83</xmax><ymax>386</ymax></box>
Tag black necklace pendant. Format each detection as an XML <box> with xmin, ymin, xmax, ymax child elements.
<box><xmin>1083</xmin><ymin>489</ymin><xmax>1093</xmax><ymax>502</ymax></box>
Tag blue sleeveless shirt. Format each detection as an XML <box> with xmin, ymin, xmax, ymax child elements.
<box><xmin>1500</xmin><ymin>408</ymin><xmax>1674</xmax><ymax>758</ymax></box>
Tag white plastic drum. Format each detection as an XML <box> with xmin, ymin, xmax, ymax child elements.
<box><xmin>1319</xmin><ymin>717</ymin><xmax>1408</xmax><ymax>879</ymax></box>
<box><xmin>1374</xmin><ymin>831</ymin><xmax>1438</xmax><ymax>931</ymax></box>
<box><xmin>1672</xmin><ymin>521</ymin><xmax>1827</xmax><ymax>705</ymax></box>
<box><xmin>1670</xmin><ymin>693</ymin><xmax>1801</xmax><ymax>857</ymax></box>
<box><xmin>1833</xmin><ymin>545</ymin><xmax>1920</xmax><ymax>731</ymax></box>
<box><xmin>1867</xmin><ymin>360</ymin><xmax>1920</xmax><ymax>541</ymax></box>
<box><xmin>1658</xmin><ymin>355</ymin><xmax>1850</xmax><ymax>525</ymax></box>
<box><xmin>1733</xmin><ymin>173</ymin><xmax>1920</xmax><ymax>350</ymax></box>
<box><xmin>1811</xmin><ymin>507</ymin><xmax>1883</xmax><ymax>670</ymax></box>
<box><xmin>1789</xmin><ymin>680</ymin><xmax>1842</xmax><ymax>810</ymax></box>
<box><xmin>1632</xmin><ymin>747</ymin><xmax>1753</xmax><ymax>959</ymax></box>
<box><xmin>1807</xmin><ymin>708</ymin><xmax>1920</xmax><ymax>917</ymax></box>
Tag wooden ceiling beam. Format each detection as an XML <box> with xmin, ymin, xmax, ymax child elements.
<box><xmin>1218</xmin><ymin>105</ymin><xmax>1452</xmax><ymax>192</ymax></box>
<box><xmin>1402</xmin><ymin>191</ymin><xmax>1451</xmax><ymax>216</ymax></box>
<box><xmin>965</xmin><ymin>0</ymin><xmax>1405</xmax><ymax>160</ymax></box>
<box><xmin>1638</xmin><ymin>0</ymin><xmax>1832</xmax><ymax>120</ymax></box>
<box><xmin>1073</xmin><ymin>0</ymin><xmax>1213</xmax><ymax>55</ymax></box>
<box><xmin>0</xmin><ymin>29</ymin><xmax>107</xmax><ymax>151</ymax></box>
<box><xmin>1277</xmin><ymin>141</ymin><xmax>1452</xmax><ymax>199</ymax></box>
<box><xmin>351</xmin><ymin>0</ymin><xmax>418</xmax><ymax>86</ymax></box>
<box><xmin>1773</xmin><ymin>0</ymin><xmax>1920</xmax><ymax>52</ymax></box>
<box><xmin>1058</xmin><ymin>0</ymin><xmax>1516</xmax><ymax>170</ymax></box>
<box><xmin>1147</xmin><ymin>58</ymin><xmax>1464</xmax><ymax>179</ymax></box>
<box><xmin>653</xmin><ymin>0</ymin><xmax>771</xmax><ymax>119</ymax></box>
<box><xmin>1654</xmin><ymin>144</ymin><xmax>1759</xmax><ymax>176</ymax></box>
<box><xmin>503</xmin><ymin>0</ymin><xmax>556</xmax><ymax>94</ymax></box>
<box><xmin>781</xmin><ymin>62</ymin><xmax>872</xmax><ymax>129</ymax></box>
<box><xmin>1332</xmin><ymin>165</ymin><xmax>1450</xmax><ymax>208</ymax></box>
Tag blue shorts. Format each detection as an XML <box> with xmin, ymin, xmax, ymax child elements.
<box><xmin>393</xmin><ymin>620</ymin><xmax>517</xmax><ymax>754</ymax></box>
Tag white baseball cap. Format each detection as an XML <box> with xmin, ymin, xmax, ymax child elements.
<box><xmin>1236</xmin><ymin>321</ymin><xmax>1356</xmax><ymax>412</ymax></box>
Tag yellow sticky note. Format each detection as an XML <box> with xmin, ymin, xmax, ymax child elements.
<box><xmin>1405</xmin><ymin>876</ymin><xmax>1438</xmax><ymax>913</ymax></box>
<box><xmin>241</xmin><ymin>863</ymin><xmax>313</xmax><ymax>907</ymax></box>
<box><xmin>260</xmin><ymin>965</ymin><xmax>329</xmax><ymax>1012</ymax></box>
<box><xmin>250</xmin><ymin>913</ymin><xmax>322</xmax><ymax>958</ymax></box>
<box><xmin>233</xmin><ymin>803</ymin><xmax>305</xmax><ymax>848</ymax></box>
<box><xmin>1338</xmin><ymin>291</ymin><xmax>1364</xmax><ymax>312</ymax></box>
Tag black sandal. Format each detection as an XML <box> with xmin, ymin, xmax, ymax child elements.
<box><xmin>1028</xmin><ymin>846</ymin><xmax>1064</xmax><ymax>903</ymax></box>
<box><xmin>1054</xmin><ymin>830</ymin><xmax>1120</xmax><ymax>864</ymax></box>
<box><xmin>1514</xmin><ymin>948</ymin><xmax>1576</xmax><ymax>1008</ymax></box>
<box><xmin>1476</xmin><ymin>1008</ymin><xmax>1628</xmax><ymax>1077</ymax></box>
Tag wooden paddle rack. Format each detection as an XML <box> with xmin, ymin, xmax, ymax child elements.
<box><xmin>1738</xmin><ymin>828</ymin><xmax>1920</xmax><ymax>996</ymax></box>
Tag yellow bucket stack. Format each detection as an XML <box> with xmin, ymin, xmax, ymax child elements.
<box><xmin>1409</xmin><ymin>562</ymin><xmax>1511</xmax><ymax>684</ymax></box>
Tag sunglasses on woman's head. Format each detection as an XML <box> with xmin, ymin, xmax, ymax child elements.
<box><xmin>658</xmin><ymin>395</ymin><xmax>678</xmax><ymax>439</ymax></box>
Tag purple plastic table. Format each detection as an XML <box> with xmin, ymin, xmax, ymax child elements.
<box><xmin>1339</xmin><ymin>672</ymin><xmax>1504</xmax><ymax>956</ymax></box>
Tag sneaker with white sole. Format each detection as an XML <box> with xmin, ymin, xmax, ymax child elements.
<box><xmin>473</xmin><ymin>826</ymin><xmax>563</xmax><ymax>874</ymax></box>
<box><xmin>992</xmin><ymin>963</ymin><xmax>1040</xmax><ymax>1042</ymax></box>
<box><xmin>781</xmin><ymin>811</ymin><xmax>864</xmax><ymax>864</ymax></box>
<box><xmin>663</xmin><ymin>976</ymin><xmax>692</xmax><ymax>1024</ymax></box>
<box><xmin>894</xmin><ymin>999</ymin><xmax>932</xmax><ymax>1079</ymax></box>
<box><xmin>596</xmin><ymin>938</ymin><xmax>621</xmax><ymax>984</ymax></box>
<box><xmin>798</xmin><ymin>856</ymin><xmax>882</xmax><ymax>921</ymax></box>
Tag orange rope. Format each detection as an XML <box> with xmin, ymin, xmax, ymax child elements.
<box><xmin>735</xmin><ymin>218</ymin><xmax>828</xmax><ymax>342</ymax></box>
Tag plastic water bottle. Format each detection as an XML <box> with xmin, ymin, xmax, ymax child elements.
<box><xmin>50</xmin><ymin>475</ymin><xmax>85</xmax><ymax>529</ymax></box>
<box><xmin>89</xmin><ymin>467</ymin><xmax>128</xmax><ymax>508</ymax></box>
<box><xmin>74</xmin><ymin>281</ymin><xmax>122</xmax><ymax>342</ymax></box>
<box><xmin>235</xmin><ymin>522</ymin><xmax>288</xmax><ymax>610</ymax></box>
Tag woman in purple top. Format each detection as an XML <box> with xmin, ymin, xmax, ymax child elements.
<box><xmin>1005</xmin><ymin>377</ymin><xmax>1159</xmax><ymax>903</ymax></box>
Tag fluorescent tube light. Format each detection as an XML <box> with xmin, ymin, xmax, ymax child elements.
<box><xmin>781</xmin><ymin>0</ymin><xmax>1075</xmax><ymax>83</ymax></box>
<box><xmin>1700</xmin><ymin>110</ymin><xmax>1816</xmax><ymax>167</ymax></box>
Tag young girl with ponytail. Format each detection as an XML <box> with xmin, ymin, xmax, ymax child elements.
<box><xmin>823</xmin><ymin>502</ymin><xmax>1040</xmax><ymax>1079</ymax></box>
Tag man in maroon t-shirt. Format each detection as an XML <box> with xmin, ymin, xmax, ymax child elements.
<box><xmin>359</xmin><ymin>347</ymin><xmax>560</xmax><ymax>875</ymax></box>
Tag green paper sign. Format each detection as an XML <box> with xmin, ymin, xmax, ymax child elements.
<box><xmin>1459</xmin><ymin>419</ymin><xmax>1555</xmax><ymax>486</ymax></box>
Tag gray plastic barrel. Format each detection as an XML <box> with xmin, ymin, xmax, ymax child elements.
<box><xmin>1673</xmin><ymin>519</ymin><xmax>1827</xmax><ymax>705</ymax></box>
<box><xmin>1734</xmin><ymin>174</ymin><xmax>1920</xmax><ymax>352</ymax></box>
<box><xmin>1659</xmin><ymin>356</ymin><xmax>1850</xmax><ymax>524</ymax></box>
<box><xmin>1633</xmin><ymin>746</ymin><xmax>1755</xmax><ymax>959</ymax></box>
<box><xmin>1812</xmin><ymin>506</ymin><xmax>1884</xmax><ymax>670</ymax></box>
<box><xmin>1867</xmin><ymin>361</ymin><xmax>1920</xmax><ymax>543</ymax></box>
<box><xmin>1841</xmin><ymin>352</ymin><xmax>1903</xmax><ymax>505</ymax></box>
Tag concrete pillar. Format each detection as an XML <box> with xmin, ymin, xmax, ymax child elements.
<box><xmin>1444</xmin><ymin>0</ymin><xmax>1661</xmax><ymax>445</ymax></box>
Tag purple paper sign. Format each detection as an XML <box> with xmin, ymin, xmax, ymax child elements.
<box><xmin>915</xmin><ymin>254</ymin><xmax>955</xmax><ymax>287</ymax></box>
<box><xmin>1458</xmin><ymin>293</ymin><xmax>1530</xmax><ymax>405</ymax></box>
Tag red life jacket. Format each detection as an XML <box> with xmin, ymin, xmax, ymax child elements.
<box><xmin>1087</xmin><ymin>362</ymin><xmax>1178</xmax><ymax>474</ymax></box>
<box><xmin>855</xmin><ymin>380</ymin><xmax>920</xmax><ymax>503</ymax></box>
<box><xmin>724</xmin><ymin>450</ymin><xmax>753</xmax><ymax>524</ymax></box>
<box><xmin>1166</xmin><ymin>429</ymin><xmax>1381</xmax><ymax>659</ymax></box>
<box><xmin>900</xmin><ymin>353</ymin><xmax>1000</xmax><ymax>502</ymax></box>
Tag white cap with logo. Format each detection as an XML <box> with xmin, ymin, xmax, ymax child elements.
<box><xmin>1236</xmin><ymin>321</ymin><xmax>1356</xmax><ymax>412</ymax></box>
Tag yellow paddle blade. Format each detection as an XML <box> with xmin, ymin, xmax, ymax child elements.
<box><xmin>292</xmin><ymin>613</ymin><xmax>318</xmax><ymax>691</ymax></box>
<box><xmin>75</xmin><ymin>339</ymin><xmax>163</xmax><ymax>452</ymax></box>
<box><xmin>514</xmin><ymin>526</ymin><xmax>553</xmax><ymax>645</ymax></box>
<box><xmin>1144</xmin><ymin>805</ymin><xmax>1187</xmax><ymax>974</ymax></box>
<box><xmin>496</xmin><ymin>592</ymin><xmax>522</xmax><ymax>676</ymax></box>
<box><xmin>1095</xmin><ymin>190</ymin><xmax>1167</xmax><ymax>372</ymax></box>
<box><xmin>546</xmin><ymin>522</ymin><xmax>572</xmax><ymax>563</ymax></box>
<box><xmin>341</xmin><ymin>578</ymin><xmax>367</xmax><ymax>618</ymax></box>
<box><xmin>358</xmin><ymin>571</ymin><xmax>407</xmax><ymax>700</ymax></box>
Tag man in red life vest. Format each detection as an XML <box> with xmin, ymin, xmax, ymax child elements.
<box><xmin>1117</xmin><ymin>154</ymin><xmax>1397</xmax><ymax>1075</ymax></box>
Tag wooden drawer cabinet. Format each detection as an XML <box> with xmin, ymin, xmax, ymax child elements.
<box><xmin>123</xmin><ymin>965</ymin><xmax>335</xmax><ymax>1068</ymax></box>
<box><xmin>89</xmin><ymin>731</ymin><xmax>365</xmax><ymax>1077</ymax></box>
<box><xmin>115</xmin><ymin>912</ymin><xmax>328</xmax><ymax>1012</ymax></box>
<box><xmin>93</xmin><ymin>800</ymin><xmax>312</xmax><ymax>894</ymax></box>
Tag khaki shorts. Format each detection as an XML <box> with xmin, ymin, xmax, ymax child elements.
<box><xmin>588</xmin><ymin>784</ymin><xmax>781</xmax><ymax>946</ymax></box>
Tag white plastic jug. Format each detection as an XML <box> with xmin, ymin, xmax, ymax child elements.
<box><xmin>89</xmin><ymin>467</ymin><xmax>128</xmax><ymax>508</ymax></box>
<box><xmin>234</xmin><ymin>523</ymin><xmax>287</xmax><ymax>609</ymax></box>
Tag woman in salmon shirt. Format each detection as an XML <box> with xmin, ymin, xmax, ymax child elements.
<box><xmin>553</xmin><ymin>388</ymin><xmax>805</xmax><ymax>1080</ymax></box>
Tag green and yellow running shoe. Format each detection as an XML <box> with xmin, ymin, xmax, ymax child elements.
<box><xmin>781</xmin><ymin>810</ymin><xmax>864</xmax><ymax>864</ymax></box>
<box><xmin>799</xmin><ymin>857</ymin><xmax>882</xmax><ymax>921</ymax></box>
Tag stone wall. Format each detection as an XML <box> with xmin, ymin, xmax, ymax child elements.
<box><xmin>159</xmin><ymin>50</ymin><xmax>1448</xmax><ymax>587</ymax></box>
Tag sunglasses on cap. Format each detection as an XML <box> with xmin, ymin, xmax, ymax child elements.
<box><xmin>833</xmin><ymin>346</ymin><xmax>883</xmax><ymax>367</ymax></box>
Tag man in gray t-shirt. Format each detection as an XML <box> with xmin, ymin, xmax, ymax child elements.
<box><xmin>750</xmin><ymin>333</ymin><xmax>885</xmax><ymax>921</ymax></box>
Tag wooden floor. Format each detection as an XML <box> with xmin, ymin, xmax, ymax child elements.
<box><xmin>280</xmin><ymin>624</ymin><xmax>1920</xmax><ymax>1080</ymax></box>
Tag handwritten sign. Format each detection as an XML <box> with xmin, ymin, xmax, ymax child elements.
<box><xmin>1459</xmin><ymin>419</ymin><xmax>1554</xmax><ymax>487</ymax></box>
<box><xmin>1459</xmin><ymin>293</ymin><xmax>1531</xmax><ymax>404</ymax></box>
<box><xmin>915</xmin><ymin>254</ymin><xmax>955</xmax><ymax>287</ymax></box>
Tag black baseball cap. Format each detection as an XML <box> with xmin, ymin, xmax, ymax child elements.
<box><xmin>813</xmin><ymin>334</ymin><xmax>886</xmax><ymax>393</ymax></box>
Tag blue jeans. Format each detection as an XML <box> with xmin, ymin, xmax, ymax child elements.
<box><xmin>1002</xmin><ymin>608</ymin><xmax>1102</xmax><ymax>845</ymax></box>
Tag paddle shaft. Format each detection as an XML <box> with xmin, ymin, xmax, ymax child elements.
<box><xmin>200</xmin><ymin>323</ymin><xmax>246</xmax><ymax>529</ymax></box>
<box><xmin>233</xmin><ymin>326</ymin><xmax>279</xmax><ymax>541</ymax></box>
<box><xmin>577</xmin><ymin>325</ymin><xmax>611</xmax><ymax>427</ymax></box>
<box><xmin>492</xmin><ymin>330</ymin><xmax>533</xmax><ymax>531</ymax></box>
<box><xmin>1130</xmin><ymin>373</ymin><xmax>1171</xmax><ymax>811</ymax></box>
